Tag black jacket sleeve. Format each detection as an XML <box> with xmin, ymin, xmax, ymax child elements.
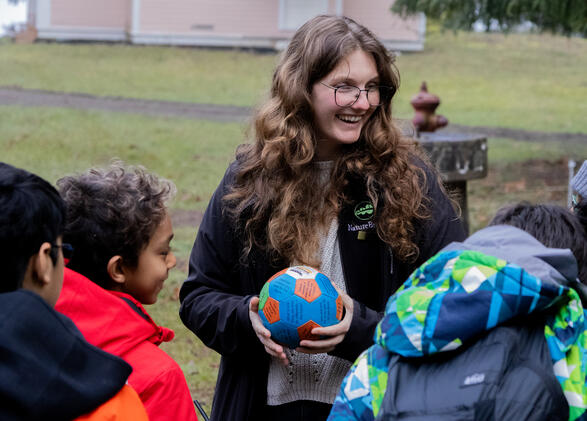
<box><xmin>330</xmin><ymin>299</ymin><xmax>385</xmax><ymax>362</ymax></box>
<box><xmin>179</xmin><ymin>164</ymin><xmax>262</xmax><ymax>357</ymax></box>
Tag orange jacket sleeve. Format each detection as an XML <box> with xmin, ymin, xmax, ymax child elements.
<box><xmin>76</xmin><ymin>384</ymin><xmax>149</xmax><ymax>421</ymax></box>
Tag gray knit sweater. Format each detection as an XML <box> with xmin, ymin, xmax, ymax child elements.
<box><xmin>266</xmin><ymin>161</ymin><xmax>352</xmax><ymax>405</ymax></box>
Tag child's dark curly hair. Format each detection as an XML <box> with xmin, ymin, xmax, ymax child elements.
<box><xmin>57</xmin><ymin>162</ymin><xmax>176</xmax><ymax>288</ymax></box>
<box><xmin>489</xmin><ymin>202</ymin><xmax>587</xmax><ymax>283</ymax></box>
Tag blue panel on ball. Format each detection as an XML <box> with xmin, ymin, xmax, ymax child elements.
<box><xmin>316</xmin><ymin>294</ymin><xmax>339</xmax><ymax>325</ymax></box>
<box><xmin>269</xmin><ymin>274</ymin><xmax>296</xmax><ymax>302</ymax></box>
<box><xmin>315</xmin><ymin>273</ymin><xmax>338</xmax><ymax>299</ymax></box>
<box><xmin>271</xmin><ymin>320</ymin><xmax>300</xmax><ymax>348</ymax></box>
<box><xmin>304</xmin><ymin>297</ymin><xmax>323</xmax><ymax>326</ymax></box>
<box><xmin>281</xmin><ymin>295</ymin><xmax>305</xmax><ymax>327</ymax></box>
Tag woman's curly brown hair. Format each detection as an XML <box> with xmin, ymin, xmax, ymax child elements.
<box><xmin>57</xmin><ymin>161</ymin><xmax>176</xmax><ymax>288</ymax></box>
<box><xmin>224</xmin><ymin>15</ymin><xmax>430</xmax><ymax>267</ymax></box>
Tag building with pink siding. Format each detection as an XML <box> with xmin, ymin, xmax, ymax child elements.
<box><xmin>28</xmin><ymin>0</ymin><xmax>425</xmax><ymax>51</ymax></box>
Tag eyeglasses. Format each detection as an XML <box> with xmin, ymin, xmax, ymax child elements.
<box><xmin>52</xmin><ymin>243</ymin><xmax>74</xmax><ymax>260</ymax></box>
<box><xmin>320</xmin><ymin>82</ymin><xmax>394</xmax><ymax>107</ymax></box>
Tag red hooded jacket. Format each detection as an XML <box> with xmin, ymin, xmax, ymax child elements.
<box><xmin>56</xmin><ymin>268</ymin><xmax>198</xmax><ymax>421</ymax></box>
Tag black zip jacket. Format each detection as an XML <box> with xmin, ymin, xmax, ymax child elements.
<box><xmin>0</xmin><ymin>290</ymin><xmax>132</xmax><ymax>420</ymax></box>
<box><xmin>179</xmin><ymin>159</ymin><xmax>466</xmax><ymax>421</ymax></box>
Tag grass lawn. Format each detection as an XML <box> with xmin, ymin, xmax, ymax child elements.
<box><xmin>468</xmin><ymin>137</ymin><xmax>587</xmax><ymax>232</ymax></box>
<box><xmin>0</xmin><ymin>39</ymin><xmax>276</xmax><ymax>107</ymax></box>
<box><xmin>0</xmin><ymin>106</ymin><xmax>244</xmax><ymax>210</ymax></box>
<box><xmin>392</xmin><ymin>26</ymin><xmax>587</xmax><ymax>133</ymax></box>
<box><xmin>1</xmin><ymin>28</ymin><xmax>587</xmax><ymax>132</ymax></box>
<box><xmin>1</xmin><ymin>26</ymin><xmax>586</xmax><ymax>415</ymax></box>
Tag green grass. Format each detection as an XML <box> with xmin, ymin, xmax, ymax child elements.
<box><xmin>466</xmin><ymin>137</ymin><xmax>587</xmax><ymax>232</ymax></box>
<box><xmin>1</xmin><ymin>28</ymin><xmax>586</xmax><ymax>132</ymax></box>
<box><xmin>392</xmin><ymin>27</ymin><xmax>587</xmax><ymax>133</ymax></box>
<box><xmin>0</xmin><ymin>106</ymin><xmax>244</xmax><ymax>210</ymax></box>
<box><xmin>0</xmin><ymin>42</ymin><xmax>276</xmax><ymax>107</ymax></box>
<box><xmin>487</xmin><ymin>137</ymin><xmax>587</xmax><ymax>164</ymax></box>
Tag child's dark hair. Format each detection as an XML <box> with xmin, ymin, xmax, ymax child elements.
<box><xmin>489</xmin><ymin>202</ymin><xmax>587</xmax><ymax>282</ymax></box>
<box><xmin>57</xmin><ymin>162</ymin><xmax>176</xmax><ymax>288</ymax></box>
<box><xmin>574</xmin><ymin>199</ymin><xmax>587</xmax><ymax>236</ymax></box>
<box><xmin>571</xmin><ymin>161</ymin><xmax>587</xmax><ymax>234</ymax></box>
<box><xmin>0</xmin><ymin>162</ymin><xmax>66</xmax><ymax>292</ymax></box>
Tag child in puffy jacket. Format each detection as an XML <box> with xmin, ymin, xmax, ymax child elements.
<box><xmin>329</xmin><ymin>203</ymin><xmax>587</xmax><ymax>421</ymax></box>
<box><xmin>55</xmin><ymin>162</ymin><xmax>198</xmax><ymax>421</ymax></box>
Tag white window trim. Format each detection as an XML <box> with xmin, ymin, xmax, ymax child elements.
<box><xmin>278</xmin><ymin>0</ymin><xmax>329</xmax><ymax>31</ymax></box>
<box><xmin>335</xmin><ymin>0</ymin><xmax>343</xmax><ymax>16</ymax></box>
<box><xmin>131</xmin><ymin>0</ymin><xmax>141</xmax><ymax>35</ymax></box>
<box><xmin>36</xmin><ymin>0</ymin><xmax>51</xmax><ymax>29</ymax></box>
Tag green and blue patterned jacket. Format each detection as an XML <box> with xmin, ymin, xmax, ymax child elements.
<box><xmin>328</xmin><ymin>225</ymin><xmax>587</xmax><ymax>421</ymax></box>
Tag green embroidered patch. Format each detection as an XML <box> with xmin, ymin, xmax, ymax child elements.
<box><xmin>354</xmin><ymin>201</ymin><xmax>374</xmax><ymax>221</ymax></box>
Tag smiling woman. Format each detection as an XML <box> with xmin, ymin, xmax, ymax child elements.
<box><xmin>311</xmin><ymin>49</ymin><xmax>380</xmax><ymax>159</ymax></box>
<box><xmin>178</xmin><ymin>14</ymin><xmax>466</xmax><ymax>421</ymax></box>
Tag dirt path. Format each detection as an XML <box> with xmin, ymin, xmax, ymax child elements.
<box><xmin>2</xmin><ymin>86</ymin><xmax>586</xmax><ymax>143</ymax></box>
<box><xmin>0</xmin><ymin>86</ymin><xmax>251</xmax><ymax>123</ymax></box>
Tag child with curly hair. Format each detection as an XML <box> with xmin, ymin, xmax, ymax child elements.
<box><xmin>55</xmin><ymin>162</ymin><xmax>198</xmax><ymax>421</ymax></box>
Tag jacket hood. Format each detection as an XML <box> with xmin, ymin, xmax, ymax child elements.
<box><xmin>443</xmin><ymin>225</ymin><xmax>580</xmax><ymax>292</ymax></box>
<box><xmin>375</xmin><ymin>225</ymin><xmax>580</xmax><ymax>357</ymax></box>
<box><xmin>0</xmin><ymin>290</ymin><xmax>131</xmax><ymax>420</ymax></box>
<box><xmin>56</xmin><ymin>268</ymin><xmax>174</xmax><ymax>358</ymax></box>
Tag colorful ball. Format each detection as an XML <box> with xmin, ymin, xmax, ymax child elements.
<box><xmin>258</xmin><ymin>265</ymin><xmax>343</xmax><ymax>349</ymax></box>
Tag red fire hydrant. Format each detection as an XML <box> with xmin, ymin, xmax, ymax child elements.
<box><xmin>411</xmin><ymin>82</ymin><xmax>448</xmax><ymax>134</ymax></box>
